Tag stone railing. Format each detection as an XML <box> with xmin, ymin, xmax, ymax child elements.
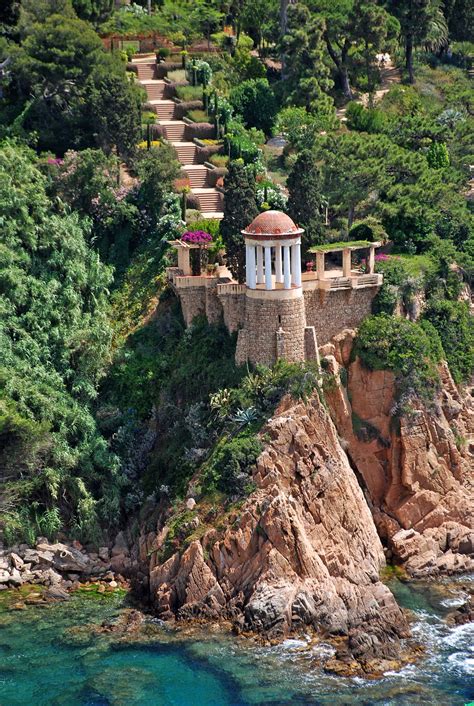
<box><xmin>302</xmin><ymin>272</ymin><xmax>383</xmax><ymax>291</ymax></box>
<box><xmin>217</xmin><ymin>283</ymin><xmax>246</xmax><ymax>296</ymax></box>
<box><xmin>172</xmin><ymin>275</ymin><xmax>210</xmax><ymax>288</ymax></box>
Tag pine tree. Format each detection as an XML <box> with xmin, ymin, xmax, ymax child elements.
<box><xmin>287</xmin><ymin>150</ymin><xmax>323</xmax><ymax>254</ymax></box>
<box><xmin>221</xmin><ymin>160</ymin><xmax>258</xmax><ymax>283</ymax></box>
<box><xmin>280</xmin><ymin>3</ymin><xmax>333</xmax><ymax>109</ymax></box>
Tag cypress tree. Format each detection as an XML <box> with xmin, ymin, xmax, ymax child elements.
<box><xmin>221</xmin><ymin>159</ymin><xmax>258</xmax><ymax>283</ymax></box>
<box><xmin>287</xmin><ymin>150</ymin><xmax>323</xmax><ymax>253</ymax></box>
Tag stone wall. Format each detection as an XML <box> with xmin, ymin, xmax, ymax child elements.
<box><xmin>178</xmin><ymin>287</ymin><xmax>207</xmax><ymax>326</ymax></box>
<box><xmin>304</xmin><ymin>287</ymin><xmax>378</xmax><ymax>345</ymax></box>
<box><xmin>204</xmin><ymin>282</ymin><xmax>222</xmax><ymax>325</ymax></box>
<box><xmin>240</xmin><ymin>295</ymin><xmax>306</xmax><ymax>366</ymax></box>
<box><xmin>173</xmin><ymin>274</ymin><xmax>379</xmax><ymax>364</ymax></box>
<box><xmin>218</xmin><ymin>293</ymin><xmax>246</xmax><ymax>333</ymax></box>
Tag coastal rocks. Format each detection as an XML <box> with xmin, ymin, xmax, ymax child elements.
<box><xmin>324</xmin><ymin>337</ymin><xmax>474</xmax><ymax>578</ymax></box>
<box><xmin>0</xmin><ymin>538</ymin><xmax>130</xmax><ymax>594</ymax></box>
<box><xmin>148</xmin><ymin>392</ymin><xmax>409</xmax><ymax>663</ymax></box>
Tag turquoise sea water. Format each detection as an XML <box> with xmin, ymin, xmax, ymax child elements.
<box><xmin>0</xmin><ymin>578</ymin><xmax>472</xmax><ymax>706</ymax></box>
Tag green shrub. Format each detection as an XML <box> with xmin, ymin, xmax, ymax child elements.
<box><xmin>167</xmin><ymin>69</ymin><xmax>186</xmax><ymax>83</ymax></box>
<box><xmin>346</xmin><ymin>102</ymin><xmax>386</xmax><ymax>133</ymax></box>
<box><xmin>175</xmin><ymin>85</ymin><xmax>203</xmax><ymax>102</ymax></box>
<box><xmin>230</xmin><ymin>78</ymin><xmax>277</xmax><ymax>135</ymax></box>
<box><xmin>204</xmin><ymin>434</ymin><xmax>262</xmax><ymax>497</ymax></box>
<box><xmin>372</xmin><ymin>283</ymin><xmax>399</xmax><ymax>314</ymax></box>
<box><xmin>209</xmin><ymin>153</ymin><xmax>229</xmax><ymax>168</ymax></box>
<box><xmin>354</xmin><ymin>315</ymin><xmax>443</xmax><ymax>406</ymax></box>
<box><xmin>427</xmin><ymin>141</ymin><xmax>450</xmax><ymax>168</ymax></box>
<box><xmin>187</xmin><ymin>109</ymin><xmax>210</xmax><ymax>123</ymax></box>
<box><xmin>422</xmin><ymin>299</ymin><xmax>474</xmax><ymax>383</ymax></box>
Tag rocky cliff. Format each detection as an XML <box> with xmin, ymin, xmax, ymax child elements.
<box><xmin>323</xmin><ymin>329</ymin><xmax>474</xmax><ymax>578</ymax></box>
<box><xmin>142</xmin><ymin>391</ymin><xmax>409</xmax><ymax>668</ymax></box>
<box><xmin>135</xmin><ymin>329</ymin><xmax>473</xmax><ymax>671</ymax></box>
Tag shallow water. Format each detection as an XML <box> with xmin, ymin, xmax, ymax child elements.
<box><xmin>0</xmin><ymin>578</ymin><xmax>472</xmax><ymax>706</ymax></box>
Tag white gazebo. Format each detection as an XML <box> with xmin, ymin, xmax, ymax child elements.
<box><xmin>241</xmin><ymin>210</ymin><xmax>304</xmax><ymax>291</ymax></box>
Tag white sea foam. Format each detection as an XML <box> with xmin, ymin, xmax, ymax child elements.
<box><xmin>439</xmin><ymin>594</ymin><xmax>469</xmax><ymax>608</ymax></box>
<box><xmin>442</xmin><ymin>621</ymin><xmax>474</xmax><ymax>648</ymax></box>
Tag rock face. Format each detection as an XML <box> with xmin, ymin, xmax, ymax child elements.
<box><xmin>147</xmin><ymin>393</ymin><xmax>408</xmax><ymax>661</ymax></box>
<box><xmin>324</xmin><ymin>330</ymin><xmax>474</xmax><ymax>577</ymax></box>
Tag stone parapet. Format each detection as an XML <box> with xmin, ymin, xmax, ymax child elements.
<box><xmin>169</xmin><ymin>270</ymin><xmax>380</xmax><ymax>364</ymax></box>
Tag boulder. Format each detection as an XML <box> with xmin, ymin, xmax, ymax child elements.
<box><xmin>36</xmin><ymin>542</ymin><xmax>90</xmax><ymax>573</ymax></box>
<box><xmin>10</xmin><ymin>553</ymin><xmax>24</xmax><ymax>570</ymax></box>
<box><xmin>111</xmin><ymin>532</ymin><xmax>130</xmax><ymax>558</ymax></box>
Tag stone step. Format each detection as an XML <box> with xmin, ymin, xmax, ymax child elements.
<box><xmin>182</xmin><ymin>165</ymin><xmax>210</xmax><ymax>188</ymax></box>
<box><xmin>141</xmin><ymin>80</ymin><xmax>167</xmax><ymax>100</ymax></box>
<box><xmin>161</xmin><ymin>120</ymin><xmax>186</xmax><ymax>141</ymax></box>
<box><xmin>192</xmin><ymin>188</ymin><xmax>223</xmax><ymax>212</ymax></box>
<box><xmin>150</xmin><ymin>100</ymin><xmax>176</xmax><ymax>119</ymax></box>
<box><xmin>135</xmin><ymin>62</ymin><xmax>156</xmax><ymax>80</ymax></box>
<box><xmin>200</xmin><ymin>211</ymin><xmax>224</xmax><ymax>220</ymax></box>
<box><xmin>173</xmin><ymin>141</ymin><xmax>198</xmax><ymax>165</ymax></box>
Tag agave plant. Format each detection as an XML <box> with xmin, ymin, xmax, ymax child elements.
<box><xmin>231</xmin><ymin>406</ymin><xmax>260</xmax><ymax>427</ymax></box>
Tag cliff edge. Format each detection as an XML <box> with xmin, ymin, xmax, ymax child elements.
<box><xmin>324</xmin><ymin>329</ymin><xmax>474</xmax><ymax>577</ymax></box>
<box><xmin>145</xmin><ymin>391</ymin><xmax>409</xmax><ymax>666</ymax></box>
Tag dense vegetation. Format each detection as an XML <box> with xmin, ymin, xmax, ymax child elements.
<box><xmin>0</xmin><ymin>0</ymin><xmax>472</xmax><ymax>545</ymax></box>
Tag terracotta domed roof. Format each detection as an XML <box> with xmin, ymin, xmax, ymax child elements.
<box><xmin>241</xmin><ymin>210</ymin><xmax>303</xmax><ymax>238</ymax></box>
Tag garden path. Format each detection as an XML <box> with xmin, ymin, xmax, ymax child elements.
<box><xmin>132</xmin><ymin>56</ymin><xmax>224</xmax><ymax>219</ymax></box>
<box><xmin>336</xmin><ymin>57</ymin><xmax>402</xmax><ymax>121</ymax></box>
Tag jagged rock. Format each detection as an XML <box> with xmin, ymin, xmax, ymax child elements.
<box><xmin>45</xmin><ymin>586</ymin><xmax>70</xmax><ymax>601</ymax></box>
<box><xmin>8</xmin><ymin>569</ymin><xmax>23</xmax><ymax>587</ymax></box>
<box><xmin>325</xmin><ymin>352</ymin><xmax>474</xmax><ymax>578</ymax></box>
<box><xmin>148</xmin><ymin>393</ymin><xmax>408</xmax><ymax>660</ymax></box>
<box><xmin>0</xmin><ymin>569</ymin><xmax>11</xmax><ymax>584</ymax></box>
<box><xmin>10</xmin><ymin>553</ymin><xmax>24</xmax><ymax>570</ymax></box>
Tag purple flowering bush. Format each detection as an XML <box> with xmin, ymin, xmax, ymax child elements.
<box><xmin>182</xmin><ymin>230</ymin><xmax>213</xmax><ymax>244</ymax></box>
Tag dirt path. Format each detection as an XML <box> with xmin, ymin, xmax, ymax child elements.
<box><xmin>336</xmin><ymin>59</ymin><xmax>402</xmax><ymax>121</ymax></box>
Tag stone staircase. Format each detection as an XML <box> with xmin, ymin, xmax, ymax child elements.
<box><xmin>133</xmin><ymin>57</ymin><xmax>223</xmax><ymax>219</ymax></box>
<box><xmin>160</xmin><ymin>120</ymin><xmax>186</xmax><ymax>141</ymax></box>
<box><xmin>141</xmin><ymin>80</ymin><xmax>167</xmax><ymax>100</ymax></box>
<box><xmin>193</xmin><ymin>188</ymin><xmax>224</xmax><ymax>214</ymax></box>
<box><xmin>182</xmin><ymin>165</ymin><xmax>210</xmax><ymax>188</ymax></box>
<box><xmin>173</xmin><ymin>142</ymin><xmax>198</xmax><ymax>165</ymax></box>
<box><xmin>149</xmin><ymin>99</ymin><xmax>176</xmax><ymax>120</ymax></box>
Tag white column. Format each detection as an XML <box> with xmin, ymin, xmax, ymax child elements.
<box><xmin>256</xmin><ymin>245</ymin><xmax>264</xmax><ymax>284</ymax></box>
<box><xmin>275</xmin><ymin>244</ymin><xmax>283</xmax><ymax>284</ymax></box>
<box><xmin>294</xmin><ymin>243</ymin><xmax>302</xmax><ymax>286</ymax></box>
<box><xmin>248</xmin><ymin>245</ymin><xmax>256</xmax><ymax>288</ymax></box>
<box><xmin>283</xmin><ymin>245</ymin><xmax>291</xmax><ymax>289</ymax></box>
<box><xmin>264</xmin><ymin>246</ymin><xmax>272</xmax><ymax>290</ymax></box>
<box><xmin>291</xmin><ymin>243</ymin><xmax>300</xmax><ymax>285</ymax></box>
<box><xmin>245</xmin><ymin>245</ymin><xmax>250</xmax><ymax>286</ymax></box>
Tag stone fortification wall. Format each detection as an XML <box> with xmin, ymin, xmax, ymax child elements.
<box><xmin>178</xmin><ymin>286</ymin><xmax>207</xmax><ymax>326</ymax></box>
<box><xmin>204</xmin><ymin>282</ymin><xmax>222</xmax><ymax>325</ymax></box>
<box><xmin>218</xmin><ymin>292</ymin><xmax>246</xmax><ymax>333</ymax></box>
<box><xmin>173</xmin><ymin>276</ymin><xmax>379</xmax><ymax>364</ymax></box>
<box><xmin>239</xmin><ymin>295</ymin><xmax>306</xmax><ymax>366</ymax></box>
<box><xmin>304</xmin><ymin>288</ymin><xmax>378</xmax><ymax>345</ymax></box>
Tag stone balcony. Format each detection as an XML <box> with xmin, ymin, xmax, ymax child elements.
<box><xmin>301</xmin><ymin>270</ymin><xmax>383</xmax><ymax>291</ymax></box>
